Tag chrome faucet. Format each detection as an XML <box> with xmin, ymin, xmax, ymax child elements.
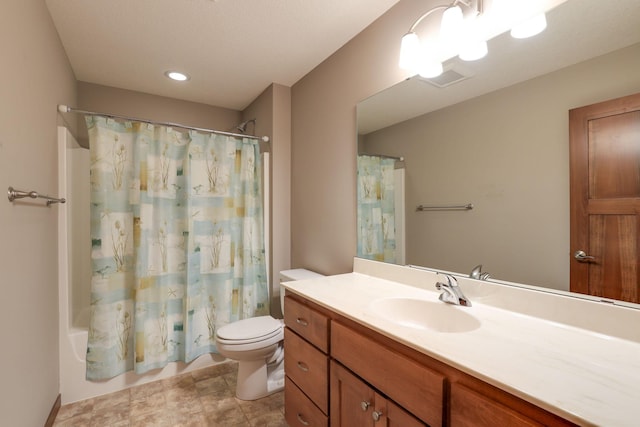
<box><xmin>435</xmin><ymin>273</ymin><xmax>472</xmax><ymax>307</ymax></box>
<box><xmin>469</xmin><ymin>264</ymin><xmax>491</xmax><ymax>281</ymax></box>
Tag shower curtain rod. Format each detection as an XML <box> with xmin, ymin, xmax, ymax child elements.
<box><xmin>359</xmin><ymin>153</ymin><xmax>404</xmax><ymax>161</ymax></box>
<box><xmin>58</xmin><ymin>105</ymin><xmax>270</xmax><ymax>143</ymax></box>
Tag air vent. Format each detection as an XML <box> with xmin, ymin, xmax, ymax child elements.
<box><xmin>419</xmin><ymin>66</ymin><xmax>471</xmax><ymax>88</ymax></box>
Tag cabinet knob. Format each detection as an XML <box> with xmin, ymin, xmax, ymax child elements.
<box><xmin>296</xmin><ymin>361</ymin><xmax>309</xmax><ymax>372</ymax></box>
<box><xmin>296</xmin><ymin>413</ymin><xmax>310</xmax><ymax>426</ymax></box>
<box><xmin>372</xmin><ymin>410</ymin><xmax>383</xmax><ymax>422</ymax></box>
<box><xmin>360</xmin><ymin>401</ymin><xmax>370</xmax><ymax>411</ymax></box>
<box><xmin>296</xmin><ymin>317</ymin><xmax>309</xmax><ymax>326</ymax></box>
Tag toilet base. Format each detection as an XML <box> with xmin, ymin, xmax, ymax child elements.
<box><xmin>235</xmin><ymin>357</ymin><xmax>285</xmax><ymax>400</ymax></box>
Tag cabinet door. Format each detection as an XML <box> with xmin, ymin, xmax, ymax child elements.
<box><xmin>378</xmin><ymin>392</ymin><xmax>427</xmax><ymax>427</ymax></box>
<box><xmin>331</xmin><ymin>361</ymin><xmax>427</xmax><ymax>427</ymax></box>
<box><xmin>330</xmin><ymin>361</ymin><xmax>375</xmax><ymax>426</ymax></box>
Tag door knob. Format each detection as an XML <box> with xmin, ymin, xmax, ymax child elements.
<box><xmin>574</xmin><ymin>250</ymin><xmax>595</xmax><ymax>262</ymax></box>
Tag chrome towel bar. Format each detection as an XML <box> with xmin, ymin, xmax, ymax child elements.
<box><xmin>416</xmin><ymin>203</ymin><xmax>473</xmax><ymax>212</ymax></box>
<box><xmin>7</xmin><ymin>186</ymin><xmax>66</xmax><ymax>206</ymax></box>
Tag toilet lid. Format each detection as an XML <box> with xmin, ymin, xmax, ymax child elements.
<box><xmin>216</xmin><ymin>316</ymin><xmax>282</xmax><ymax>341</ymax></box>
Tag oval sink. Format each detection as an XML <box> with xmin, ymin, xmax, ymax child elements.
<box><xmin>369</xmin><ymin>297</ymin><xmax>481</xmax><ymax>333</ymax></box>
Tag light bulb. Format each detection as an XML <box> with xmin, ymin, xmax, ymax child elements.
<box><xmin>165</xmin><ymin>71</ymin><xmax>189</xmax><ymax>81</ymax></box>
<box><xmin>440</xmin><ymin>6</ymin><xmax>464</xmax><ymax>40</ymax></box>
<box><xmin>511</xmin><ymin>13</ymin><xmax>547</xmax><ymax>39</ymax></box>
<box><xmin>440</xmin><ymin>5</ymin><xmax>465</xmax><ymax>57</ymax></box>
<box><xmin>418</xmin><ymin>59</ymin><xmax>443</xmax><ymax>78</ymax></box>
<box><xmin>399</xmin><ymin>32</ymin><xmax>421</xmax><ymax>71</ymax></box>
<box><xmin>459</xmin><ymin>40</ymin><xmax>488</xmax><ymax>61</ymax></box>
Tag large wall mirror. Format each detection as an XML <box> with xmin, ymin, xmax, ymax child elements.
<box><xmin>356</xmin><ymin>0</ymin><xmax>640</xmax><ymax>304</ymax></box>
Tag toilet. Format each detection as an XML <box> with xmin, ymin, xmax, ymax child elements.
<box><xmin>215</xmin><ymin>269</ymin><xmax>325</xmax><ymax>400</ymax></box>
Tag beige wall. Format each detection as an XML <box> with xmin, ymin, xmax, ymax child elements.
<box><xmin>0</xmin><ymin>0</ymin><xmax>77</xmax><ymax>425</ymax></box>
<box><xmin>76</xmin><ymin>82</ymin><xmax>242</xmax><ymax>145</ymax></box>
<box><xmin>291</xmin><ymin>2</ymin><xmax>416</xmax><ymax>275</ymax></box>
<box><xmin>243</xmin><ymin>83</ymin><xmax>293</xmax><ymax>315</ymax></box>
<box><xmin>361</xmin><ymin>43</ymin><xmax>640</xmax><ymax>290</ymax></box>
<box><xmin>271</xmin><ymin>84</ymin><xmax>292</xmax><ymax>315</ymax></box>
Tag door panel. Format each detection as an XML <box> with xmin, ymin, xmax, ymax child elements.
<box><xmin>588</xmin><ymin>215</ymin><xmax>638</xmax><ymax>301</ymax></box>
<box><xmin>588</xmin><ymin>111</ymin><xmax>640</xmax><ymax>199</ymax></box>
<box><xmin>570</xmin><ymin>92</ymin><xmax>640</xmax><ymax>303</ymax></box>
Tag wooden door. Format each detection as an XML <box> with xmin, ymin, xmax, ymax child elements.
<box><xmin>569</xmin><ymin>92</ymin><xmax>640</xmax><ymax>303</ymax></box>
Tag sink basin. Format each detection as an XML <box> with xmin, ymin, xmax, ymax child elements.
<box><xmin>369</xmin><ymin>297</ymin><xmax>481</xmax><ymax>333</ymax></box>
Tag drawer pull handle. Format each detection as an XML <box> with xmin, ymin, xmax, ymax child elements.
<box><xmin>372</xmin><ymin>410</ymin><xmax>383</xmax><ymax>422</ymax></box>
<box><xmin>296</xmin><ymin>317</ymin><xmax>309</xmax><ymax>326</ymax></box>
<box><xmin>297</xmin><ymin>361</ymin><xmax>309</xmax><ymax>372</ymax></box>
<box><xmin>360</xmin><ymin>401</ymin><xmax>370</xmax><ymax>411</ymax></box>
<box><xmin>296</xmin><ymin>413</ymin><xmax>310</xmax><ymax>426</ymax></box>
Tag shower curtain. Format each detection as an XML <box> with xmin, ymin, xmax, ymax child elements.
<box><xmin>85</xmin><ymin>116</ymin><xmax>269</xmax><ymax>380</ymax></box>
<box><xmin>357</xmin><ymin>155</ymin><xmax>396</xmax><ymax>263</ymax></box>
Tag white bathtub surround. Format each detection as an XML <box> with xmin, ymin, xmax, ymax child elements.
<box><xmin>282</xmin><ymin>258</ymin><xmax>640</xmax><ymax>427</ymax></box>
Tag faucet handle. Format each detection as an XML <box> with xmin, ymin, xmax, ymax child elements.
<box><xmin>437</xmin><ymin>272</ymin><xmax>458</xmax><ymax>287</ymax></box>
<box><xmin>435</xmin><ymin>272</ymin><xmax>472</xmax><ymax>306</ymax></box>
<box><xmin>470</xmin><ymin>264</ymin><xmax>491</xmax><ymax>280</ymax></box>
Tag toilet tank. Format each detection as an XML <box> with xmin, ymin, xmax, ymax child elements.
<box><xmin>279</xmin><ymin>269</ymin><xmax>325</xmax><ymax>312</ymax></box>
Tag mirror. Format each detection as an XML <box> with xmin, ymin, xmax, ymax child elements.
<box><xmin>356</xmin><ymin>0</ymin><xmax>640</xmax><ymax>300</ymax></box>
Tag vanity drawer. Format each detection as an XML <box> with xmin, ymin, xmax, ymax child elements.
<box><xmin>450</xmin><ymin>382</ymin><xmax>543</xmax><ymax>427</ymax></box>
<box><xmin>284</xmin><ymin>295</ymin><xmax>329</xmax><ymax>353</ymax></box>
<box><xmin>331</xmin><ymin>321</ymin><xmax>445</xmax><ymax>427</ymax></box>
<box><xmin>285</xmin><ymin>327</ymin><xmax>329</xmax><ymax>413</ymax></box>
<box><xmin>285</xmin><ymin>376</ymin><xmax>329</xmax><ymax>427</ymax></box>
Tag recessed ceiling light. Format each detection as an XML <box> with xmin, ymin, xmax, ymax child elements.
<box><xmin>165</xmin><ymin>71</ymin><xmax>189</xmax><ymax>81</ymax></box>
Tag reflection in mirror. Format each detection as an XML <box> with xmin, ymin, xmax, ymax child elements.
<box><xmin>356</xmin><ymin>154</ymin><xmax>406</xmax><ymax>264</ymax></box>
<box><xmin>357</xmin><ymin>0</ymin><xmax>640</xmax><ymax>305</ymax></box>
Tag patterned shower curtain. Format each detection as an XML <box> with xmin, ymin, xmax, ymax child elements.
<box><xmin>85</xmin><ymin>116</ymin><xmax>269</xmax><ymax>380</ymax></box>
<box><xmin>357</xmin><ymin>155</ymin><xmax>396</xmax><ymax>263</ymax></box>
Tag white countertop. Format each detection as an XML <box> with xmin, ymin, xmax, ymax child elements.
<box><xmin>283</xmin><ymin>269</ymin><xmax>640</xmax><ymax>427</ymax></box>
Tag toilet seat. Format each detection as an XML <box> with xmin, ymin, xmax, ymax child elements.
<box><xmin>217</xmin><ymin>316</ymin><xmax>283</xmax><ymax>345</ymax></box>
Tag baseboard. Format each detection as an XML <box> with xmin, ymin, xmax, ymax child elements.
<box><xmin>44</xmin><ymin>394</ymin><xmax>61</xmax><ymax>427</ymax></box>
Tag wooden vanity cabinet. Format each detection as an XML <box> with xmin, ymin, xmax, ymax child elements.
<box><xmin>284</xmin><ymin>296</ymin><xmax>330</xmax><ymax>427</ymax></box>
<box><xmin>284</xmin><ymin>293</ymin><xmax>577</xmax><ymax>427</ymax></box>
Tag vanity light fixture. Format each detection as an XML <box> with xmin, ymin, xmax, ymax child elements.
<box><xmin>165</xmin><ymin>71</ymin><xmax>190</xmax><ymax>81</ymax></box>
<box><xmin>399</xmin><ymin>0</ymin><xmax>485</xmax><ymax>78</ymax></box>
<box><xmin>399</xmin><ymin>0</ymin><xmax>547</xmax><ymax>78</ymax></box>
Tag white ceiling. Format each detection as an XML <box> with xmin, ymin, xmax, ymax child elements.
<box><xmin>358</xmin><ymin>0</ymin><xmax>640</xmax><ymax>134</ymax></box>
<box><xmin>45</xmin><ymin>0</ymin><xmax>400</xmax><ymax>111</ymax></box>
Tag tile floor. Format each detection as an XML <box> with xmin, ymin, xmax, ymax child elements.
<box><xmin>53</xmin><ymin>362</ymin><xmax>287</xmax><ymax>427</ymax></box>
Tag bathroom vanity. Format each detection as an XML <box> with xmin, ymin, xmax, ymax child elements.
<box><xmin>282</xmin><ymin>258</ymin><xmax>640</xmax><ymax>426</ymax></box>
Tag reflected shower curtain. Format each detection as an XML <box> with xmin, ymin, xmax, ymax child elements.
<box><xmin>86</xmin><ymin>116</ymin><xmax>269</xmax><ymax>380</ymax></box>
<box><xmin>357</xmin><ymin>155</ymin><xmax>396</xmax><ymax>263</ymax></box>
